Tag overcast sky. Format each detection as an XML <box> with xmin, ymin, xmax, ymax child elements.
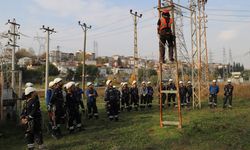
<box><xmin>0</xmin><ymin>0</ymin><xmax>250</xmax><ymax>68</ymax></box>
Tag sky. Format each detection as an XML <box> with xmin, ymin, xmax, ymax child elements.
<box><xmin>0</xmin><ymin>0</ymin><xmax>250</xmax><ymax>68</ymax></box>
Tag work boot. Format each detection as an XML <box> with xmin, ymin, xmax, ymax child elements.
<box><xmin>228</xmin><ymin>105</ymin><xmax>232</xmax><ymax>109</ymax></box>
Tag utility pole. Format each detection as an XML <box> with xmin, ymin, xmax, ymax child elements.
<box><xmin>6</xmin><ymin>18</ymin><xmax>20</xmax><ymax>89</ymax></box>
<box><xmin>40</xmin><ymin>25</ymin><xmax>56</xmax><ymax>101</ymax></box>
<box><xmin>130</xmin><ymin>9</ymin><xmax>142</xmax><ymax>81</ymax></box>
<box><xmin>78</xmin><ymin>21</ymin><xmax>91</xmax><ymax>91</ymax></box>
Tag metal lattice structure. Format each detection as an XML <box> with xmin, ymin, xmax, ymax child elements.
<box><xmin>189</xmin><ymin>0</ymin><xmax>209</xmax><ymax>109</ymax></box>
<box><xmin>198</xmin><ymin>0</ymin><xmax>209</xmax><ymax>99</ymax></box>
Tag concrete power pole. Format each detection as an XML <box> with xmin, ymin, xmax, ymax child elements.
<box><xmin>40</xmin><ymin>25</ymin><xmax>56</xmax><ymax>101</ymax></box>
<box><xmin>130</xmin><ymin>9</ymin><xmax>142</xmax><ymax>81</ymax></box>
<box><xmin>78</xmin><ymin>21</ymin><xmax>91</xmax><ymax>91</ymax></box>
<box><xmin>6</xmin><ymin>18</ymin><xmax>20</xmax><ymax>89</ymax></box>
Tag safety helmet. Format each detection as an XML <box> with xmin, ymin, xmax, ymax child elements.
<box><xmin>142</xmin><ymin>81</ymin><xmax>146</xmax><ymax>84</ymax></box>
<box><xmin>212</xmin><ymin>80</ymin><xmax>217</xmax><ymax>83</ymax></box>
<box><xmin>187</xmin><ymin>81</ymin><xmax>191</xmax><ymax>84</ymax></box>
<box><xmin>75</xmin><ymin>83</ymin><xmax>80</xmax><ymax>87</ymax></box>
<box><xmin>113</xmin><ymin>85</ymin><xmax>117</xmax><ymax>89</ymax></box>
<box><xmin>66</xmin><ymin>82</ymin><xmax>74</xmax><ymax>90</ymax></box>
<box><xmin>106</xmin><ymin>80</ymin><xmax>112</xmax><ymax>86</ymax></box>
<box><xmin>169</xmin><ymin>79</ymin><xmax>173</xmax><ymax>82</ymax></box>
<box><xmin>147</xmin><ymin>81</ymin><xmax>151</xmax><ymax>85</ymax></box>
<box><xmin>25</xmin><ymin>87</ymin><xmax>36</xmax><ymax>96</ymax></box>
<box><xmin>227</xmin><ymin>80</ymin><xmax>231</xmax><ymax>83</ymax></box>
<box><xmin>87</xmin><ymin>82</ymin><xmax>92</xmax><ymax>87</ymax></box>
<box><xmin>132</xmin><ymin>80</ymin><xmax>137</xmax><ymax>85</ymax></box>
<box><xmin>54</xmin><ymin>78</ymin><xmax>63</xmax><ymax>84</ymax></box>
<box><xmin>25</xmin><ymin>82</ymin><xmax>34</xmax><ymax>88</ymax></box>
<box><xmin>179</xmin><ymin>81</ymin><xmax>183</xmax><ymax>84</ymax></box>
<box><xmin>49</xmin><ymin>81</ymin><xmax>55</xmax><ymax>88</ymax></box>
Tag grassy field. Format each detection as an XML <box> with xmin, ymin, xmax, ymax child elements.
<box><xmin>0</xmin><ymin>97</ymin><xmax>250</xmax><ymax>150</ymax></box>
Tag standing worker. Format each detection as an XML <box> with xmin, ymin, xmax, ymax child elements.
<box><xmin>146</xmin><ymin>81</ymin><xmax>154</xmax><ymax>108</ymax></box>
<box><xmin>186</xmin><ymin>81</ymin><xmax>193</xmax><ymax>108</ymax></box>
<box><xmin>209</xmin><ymin>80</ymin><xmax>219</xmax><ymax>108</ymax></box>
<box><xmin>65</xmin><ymin>82</ymin><xmax>82</xmax><ymax>133</ymax></box>
<box><xmin>49</xmin><ymin>78</ymin><xmax>65</xmax><ymax>139</ymax></box>
<box><xmin>86</xmin><ymin>82</ymin><xmax>99</xmax><ymax>119</ymax></box>
<box><xmin>223</xmin><ymin>80</ymin><xmax>234</xmax><ymax>108</ymax></box>
<box><xmin>157</xmin><ymin>9</ymin><xmax>175</xmax><ymax>63</ymax></box>
<box><xmin>140</xmin><ymin>81</ymin><xmax>148</xmax><ymax>110</ymax></box>
<box><xmin>167</xmin><ymin>79</ymin><xmax>177</xmax><ymax>107</ymax></box>
<box><xmin>104</xmin><ymin>80</ymin><xmax>119</xmax><ymax>121</ymax></box>
<box><xmin>130</xmin><ymin>80</ymin><xmax>139</xmax><ymax>111</ymax></box>
<box><xmin>179</xmin><ymin>81</ymin><xmax>187</xmax><ymax>108</ymax></box>
<box><xmin>121</xmin><ymin>82</ymin><xmax>131</xmax><ymax>111</ymax></box>
<box><xmin>46</xmin><ymin>81</ymin><xmax>55</xmax><ymax>134</ymax></box>
<box><xmin>75</xmin><ymin>83</ymin><xmax>85</xmax><ymax>113</ymax></box>
<box><xmin>20</xmin><ymin>87</ymin><xmax>46</xmax><ymax>150</ymax></box>
<box><xmin>113</xmin><ymin>86</ymin><xmax>121</xmax><ymax>113</ymax></box>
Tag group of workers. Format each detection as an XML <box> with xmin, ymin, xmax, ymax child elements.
<box><xmin>19</xmin><ymin>77</ymin><xmax>235</xmax><ymax>150</ymax></box>
<box><xmin>159</xmin><ymin>79</ymin><xmax>193</xmax><ymax>108</ymax></box>
<box><xmin>209</xmin><ymin>79</ymin><xmax>234</xmax><ymax>108</ymax></box>
<box><xmin>104</xmin><ymin>79</ymin><xmax>154</xmax><ymax>121</ymax></box>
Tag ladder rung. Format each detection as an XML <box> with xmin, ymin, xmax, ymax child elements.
<box><xmin>161</xmin><ymin>90</ymin><xmax>177</xmax><ymax>94</ymax></box>
<box><xmin>162</xmin><ymin>121</ymin><xmax>179</xmax><ymax>126</ymax></box>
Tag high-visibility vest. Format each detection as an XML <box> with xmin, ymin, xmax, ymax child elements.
<box><xmin>159</xmin><ymin>17</ymin><xmax>173</xmax><ymax>31</ymax></box>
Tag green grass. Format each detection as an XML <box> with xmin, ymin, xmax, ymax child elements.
<box><xmin>0</xmin><ymin>98</ymin><xmax>250</xmax><ymax>150</ymax></box>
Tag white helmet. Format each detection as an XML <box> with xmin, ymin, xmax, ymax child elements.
<box><xmin>66</xmin><ymin>82</ymin><xmax>74</xmax><ymax>90</ymax></box>
<box><xmin>49</xmin><ymin>81</ymin><xmax>55</xmax><ymax>88</ymax></box>
<box><xmin>212</xmin><ymin>80</ymin><xmax>217</xmax><ymax>83</ymax></box>
<box><xmin>179</xmin><ymin>81</ymin><xmax>183</xmax><ymax>84</ymax></box>
<box><xmin>106</xmin><ymin>80</ymin><xmax>112</xmax><ymax>86</ymax></box>
<box><xmin>25</xmin><ymin>87</ymin><xmax>36</xmax><ymax>96</ymax></box>
<box><xmin>25</xmin><ymin>82</ymin><xmax>34</xmax><ymax>88</ymax></box>
<box><xmin>169</xmin><ymin>79</ymin><xmax>173</xmax><ymax>82</ymax></box>
<box><xmin>113</xmin><ymin>85</ymin><xmax>117</xmax><ymax>89</ymax></box>
<box><xmin>87</xmin><ymin>82</ymin><xmax>92</xmax><ymax>87</ymax></box>
<box><xmin>187</xmin><ymin>81</ymin><xmax>191</xmax><ymax>84</ymax></box>
<box><xmin>132</xmin><ymin>80</ymin><xmax>137</xmax><ymax>85</ymax></box>
<box><xmin>68</xmin><ymin>81</ymin><xmax>76</xmax><ymax>86</ymax></box>
<box><xmin>141</xmin><ymin>81</ymin><xmax>146</xmax><ymax>84</ymax></box>
<box><xmin>147</xmin><ymin>81</ymin><xmax>151</xmax><ymax>85</ymax></box>
<box><xmin>54</xmin><ymin>78</ymin><xmax>63</xmax><ymax>84</ymax></box>
<box><xmin>227</xmin><ymin>80</ymin><xmax>231</xmax><ymax>83</ymax></box>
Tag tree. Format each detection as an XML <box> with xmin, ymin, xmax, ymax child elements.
<box><xmin>15</xmin><ymin>48</ymin><xmax>36</xmax><ymax>59</ymax></box>
<box><xmin>66</xmin><ymin>69</ymin><xmax>75</xmax><ymax>81</ymax></box>
<box><xmin>20</xmin><ymin>67</ymin><xmax>43</xmax><ymax>84</ymax></box>
<box><xmin>38</xmin><ymin>63</ymin><xmax>60</xmax><ymax>76</ymax></box>
<box><xmin>75</xmin><ymin>64</ymin><xmax>99</xmax><ymax>81</ymax></box>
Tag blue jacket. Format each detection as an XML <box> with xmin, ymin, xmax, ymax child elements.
<box><xmin>46</xmin><ymin>89</ymin><xmax>53</xmax><ymax>106</ymax></box>
<box><xmin>86</xmin><ymin>89</ymin><xmax>98</xmax><ymax>103</ymax></box>
<box><xmin>209</xmin><ymin>85</ymin><xmax>219</xmax><ymax>95</ymax></box>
